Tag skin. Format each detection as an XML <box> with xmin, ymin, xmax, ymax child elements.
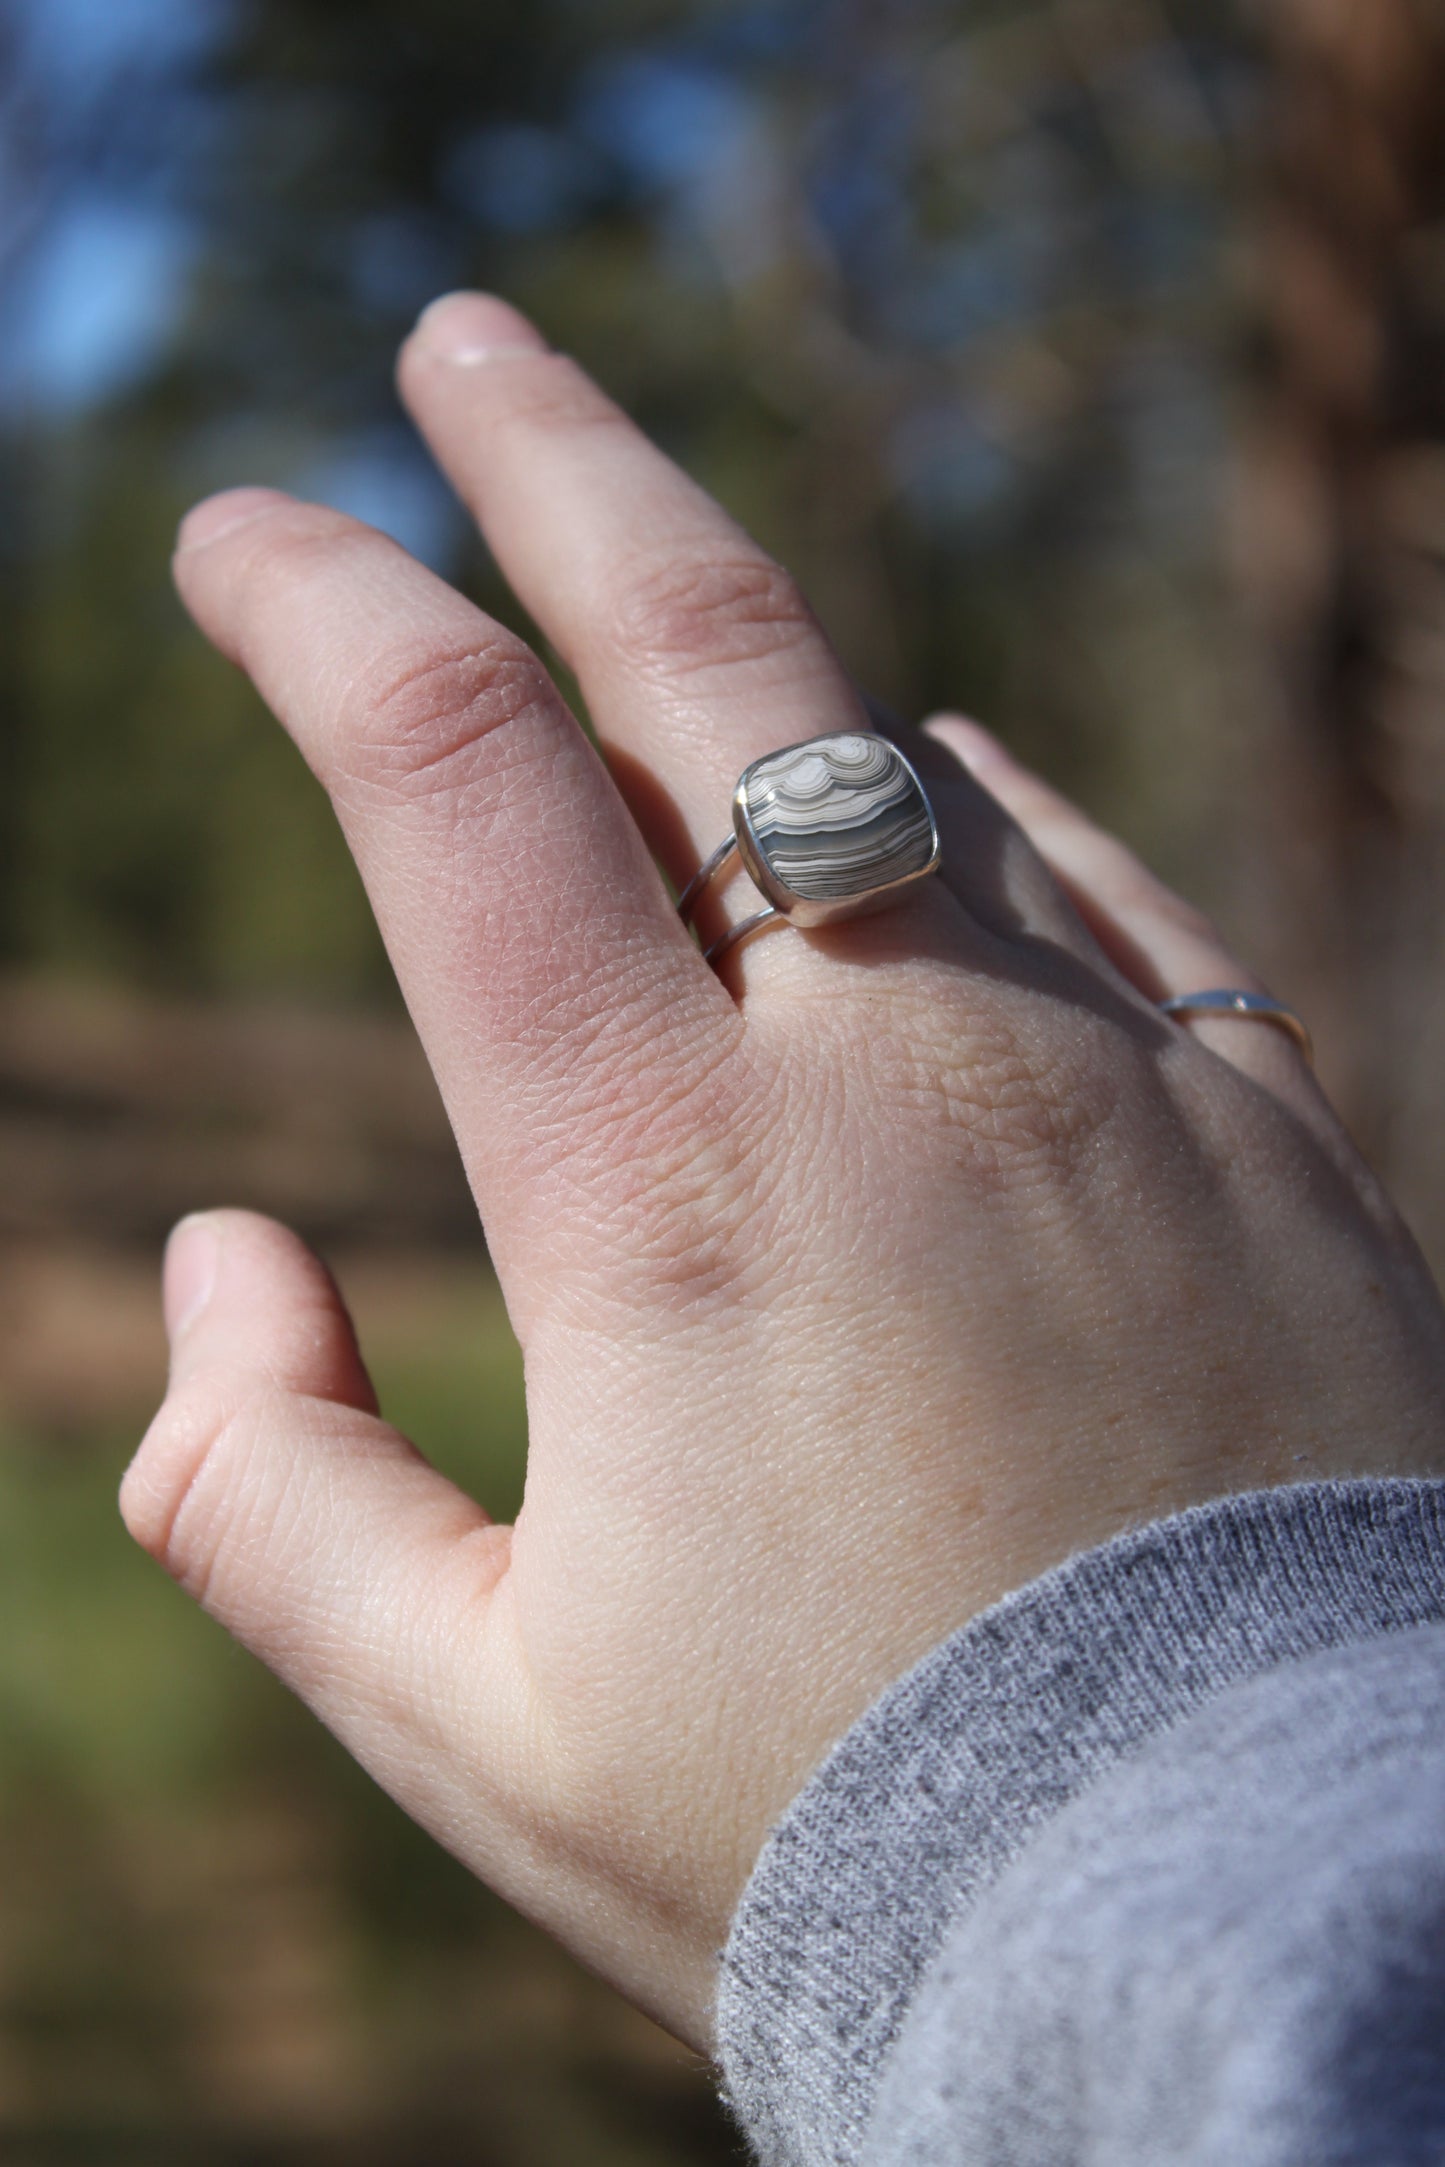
<box><xmin>122</xmin><ymin>291</ymin><xmax>1445</xmax><ymax>2054</ymax></box>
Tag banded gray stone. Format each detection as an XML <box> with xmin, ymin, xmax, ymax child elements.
<box><xmin>735</xmin><ymin>733</ymin><xmax>940</xmax><ymax>922</ymax></box>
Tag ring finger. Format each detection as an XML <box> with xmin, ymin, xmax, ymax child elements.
<box><xmin>924</xmin><ymin>714</ymin><xmax>1339</xmax><ymax>1136</ymax></box>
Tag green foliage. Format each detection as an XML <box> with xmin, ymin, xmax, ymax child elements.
<box><xmin>12</xmin><ymin>420</ymin><xmax>386</xmax><ymax>995</ymax></box>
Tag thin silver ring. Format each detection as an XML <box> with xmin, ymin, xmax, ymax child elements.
<box><xmin>1160</xmin><ymin>989</ymin><xmax>1314</xmax><ymax>1065</ymax></box>
<box><xmin>675</xmin><ymin>837</ymin><xmax>779</xmax><ymax>962</ymax></box>
<box><xmin>679</xmin><ymin>732</ymin><xmax>942</xmax><ymax>964</ymax></box>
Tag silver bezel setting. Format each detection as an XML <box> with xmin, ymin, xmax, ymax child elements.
<box><xmin>730</xmin><ymin>734</ymin><xmax>942</xmax><ymax>929</ymax></box>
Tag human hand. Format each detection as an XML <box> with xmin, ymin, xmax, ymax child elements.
<box><xmin>122</xmin><ymin>293</ymin><xmax>1445</xmax><ymax>2052</ymax></box>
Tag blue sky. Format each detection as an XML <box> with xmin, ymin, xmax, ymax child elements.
<box><xmin>2</xmin><ymin>0</ymin><xmax>228</xmax><ymax>415</ymax></box>
<box><xmin>0</xmin><ymin>0</ymin><xmax>788</xmax><ymax>559</ymax></box>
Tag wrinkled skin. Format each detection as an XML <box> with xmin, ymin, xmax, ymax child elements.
<box><xmin>123</xmin><ymin>293</ymin><xmax>1445</xmax><ymax>2051</ymax></box>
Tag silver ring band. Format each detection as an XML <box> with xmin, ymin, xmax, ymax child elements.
<box><xmin>675</xmin><ymin>838</ymin><xmax>781</xmax><ymax>962</ymax></box>
<box><xmin>1160</xmin><ymin>989</ymin><xmax>1314</xmax><ymax>1065</ymax></box>
<box><xmin>679</xmin><ymin>732</ymin><xmax>942</xmax><ymax>964</ymax></box>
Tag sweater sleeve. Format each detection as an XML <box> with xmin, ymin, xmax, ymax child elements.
<box><xmin>714</xmin><ymin>1479</ymin><xmax>1445</xmax><ymax>2167</ymax></box>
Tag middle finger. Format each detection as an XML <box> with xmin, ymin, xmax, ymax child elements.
<box><xmin>397</xmin><ymin>293</ymin><xmax>873</xmax><ymax>890</ymax></box>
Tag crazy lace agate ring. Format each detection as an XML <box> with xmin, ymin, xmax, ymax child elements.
<box><xmin>677</xmin><ymin>732</ymin><xmax>942</xmax><ymax>964</ymax></box>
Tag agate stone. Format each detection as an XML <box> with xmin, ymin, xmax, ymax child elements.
<box><xmin>733</xmin><ymin>733</ymin><xmax>940</xmax><ymax>925</ymax></box>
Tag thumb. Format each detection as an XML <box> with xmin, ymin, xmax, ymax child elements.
<box><xmin>157</xmin><ymin>1205</ymin><xmax>379</xmax><ymax>1407</ymax></box>
<box><xmin>121</xmin><ymin>1208</ymin><xmax>517</xmax><ymax>1847</ymax></box>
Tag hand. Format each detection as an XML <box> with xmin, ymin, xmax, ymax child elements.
<box><xmin>122</xmin><ymin>292</ymin><xmax>1445</xmax><ymax>2052</ymax></box>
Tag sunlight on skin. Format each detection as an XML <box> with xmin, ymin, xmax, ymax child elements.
<box><xmin>122</xmin><ymin>295</ymin><xmax>1445</xmax><ymax>2052</ymax></box>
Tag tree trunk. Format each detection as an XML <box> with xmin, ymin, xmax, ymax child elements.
<box><xmin>1241</xmin><ymin>0</ymin><xmax>1445</xmax><ymax>1263</ymax></box>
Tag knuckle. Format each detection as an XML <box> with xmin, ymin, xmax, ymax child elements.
<box><xmin>1140</xmin><ymin>883</ymin><xmax>1231</xmax><ymax>959</ymax></box>
<box><xmin>551</xmin><ymin>1045</ymin><xmax>766</xmax><ymax>1311</ymax></box>
<box><xmin>1168</xmin><ymin>896</ymin><xmax>1231</xmax><ymax>950</ymax></box>
<box><xmin>123</xmin><ymin>1382</ymin><xmax>272</xmax><ymax>1605</ymax></box>
<box><xmin>490</xmin><ymin>358</ymin><xmax>628</xmax><ymax>439</ymax></box>
<box><xmin>1089</xmin><ymin>839</ymin><xmax>1222</xmax><ymax>947</ymax></box>
<box><xmin>617</xmin><ymin>1118</ymin><xmax>761</xmax><ymax>1305</ymax></box>
<box><xmin>334</xmin><ymin>635</ymin><xmax>557</xmax><ymax>799</ymax></box>
<box><xmin>875</xmin><ymin>997</ymin><xmax>1129</xmax><ymax>1197</ymax></box>
<box><xmin>613</xmin><ymin>1159</ymin><xmax>756</xmax><ymax>1310</ymax></box>
<box><xmin>611</xmin><ymin>550</ymin><xmax>818</xmax><ymax>678</ymax></box>
<box><xmin>968</xmin><ymin>1045</ymin><xmax>1120</xmax><ymax>1190</ymax></box>
<box><xmin>237</xmin><ymin>504</ymin><xmax>368</xmax><ymax>598</ymax></box>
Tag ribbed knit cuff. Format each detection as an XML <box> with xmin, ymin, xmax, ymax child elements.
<box><xmin>716</xmin><ymin>1479</ymin><xmax>1445</xmax><ymax>2167</ymax></box>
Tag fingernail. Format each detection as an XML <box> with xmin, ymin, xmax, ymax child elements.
<box><xmin>411</xmin><ymin>291</ymin><xmax>550</xmax><ymax>364</ymax></box>
<box><xmin>176</xmin><ymin>488</ymin><xmax>290</xmax><ymax>555</ymax></box>
<box><xmin>164</xmin><ymin>1215</ymin><xmax>220</xmax><ymax>1340</ymax></box>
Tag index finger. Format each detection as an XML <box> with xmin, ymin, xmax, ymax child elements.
<box><xmin>172</xmin><ymin>489</ymin><xmax>740</xmax><ymax>1310</ymax></box>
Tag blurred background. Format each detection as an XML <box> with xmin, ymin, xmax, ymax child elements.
<box><xmin>3</xmin><ymin>0</ymin><xmax>1444</xmax><ymax>2157</ymax></box>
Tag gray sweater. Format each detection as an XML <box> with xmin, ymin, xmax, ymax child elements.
<box><xmin>717</xmin><ymin>1480</ymin><xmax>1445</xmax><ymax>2165</ymax></box>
